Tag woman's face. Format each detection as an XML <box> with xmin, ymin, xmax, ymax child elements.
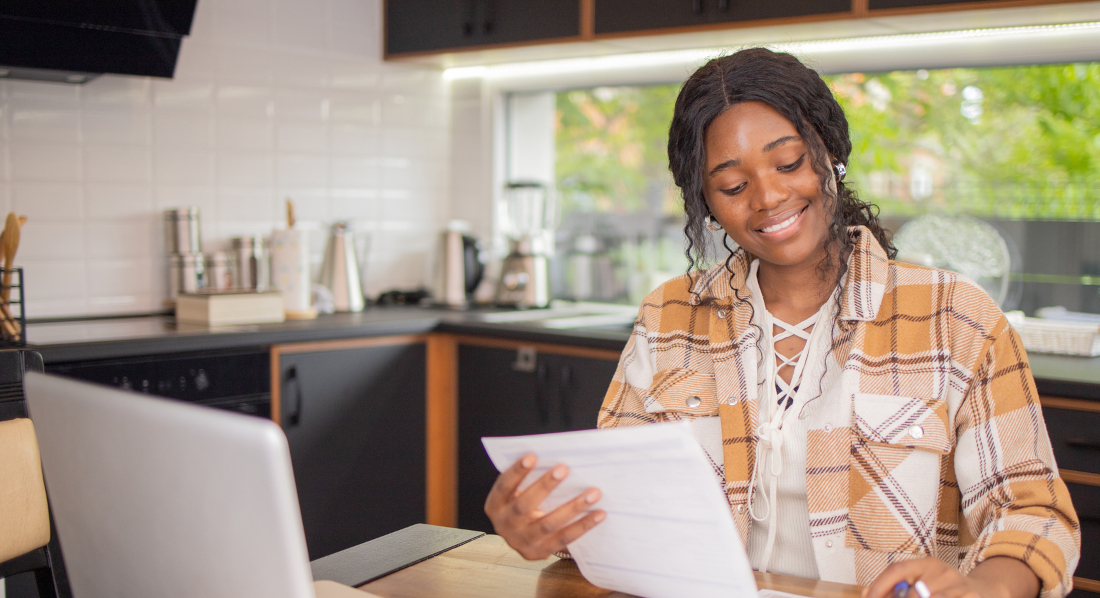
<box><xmin>702</xmin><ymin>101</ymin><xmax>833</xmax><ymax>272</ymax></box>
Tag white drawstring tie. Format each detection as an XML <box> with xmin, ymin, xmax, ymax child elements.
<box><xmin>747</xmin><ymin>308</ymin><xmax>819</xmax><ymax>573</ymax></box>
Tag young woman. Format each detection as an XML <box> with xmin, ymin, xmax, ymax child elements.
<box><xmin>485</xmin><ymin>48</ymin><xmax>1079</xmax><ymax>598</ymax></box>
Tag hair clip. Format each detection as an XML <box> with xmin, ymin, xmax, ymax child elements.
<box><xmin>833</xmin><ymin>162</ymin><xmax>846</xmax><ymax>181</ymax></box>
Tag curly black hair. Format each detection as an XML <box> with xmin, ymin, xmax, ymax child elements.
<box><xmin>668</xmin><ymin>47</ymin><xmax>896</xmax><ymax>297</ymax></box>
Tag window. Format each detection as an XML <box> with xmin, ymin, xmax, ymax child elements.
<box><xmin>512</xmin><ymin>62</ymin><xmax>1100</xmax><ymax>314</ymax></box>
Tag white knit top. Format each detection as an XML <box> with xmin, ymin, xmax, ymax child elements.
<box><xmin>745</xmin><ymin>259</ymin><xmax>832</xmax><ymax>579</ymax></box>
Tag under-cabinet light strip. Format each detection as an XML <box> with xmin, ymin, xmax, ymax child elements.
<box><xmin>443</xmin><ymin>20</ymin><xmax>1100</xmax><ymax>80</ymax></box>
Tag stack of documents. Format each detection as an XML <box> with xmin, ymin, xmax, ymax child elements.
<box><xmin>483</xmin><ymin>422</ymin><xmax>759</xmax><ymax>598</ymax></box>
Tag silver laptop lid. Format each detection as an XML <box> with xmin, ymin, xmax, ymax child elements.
<box><xmin>24</xmin><ymin>371</ymin><xmax>315</xmax><ymax>598</ymax></box>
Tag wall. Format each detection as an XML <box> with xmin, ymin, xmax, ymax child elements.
<box><xmin>0</xmin><ymin>0</ymin><xmax>451</xmax><ymax>319</ymax></box>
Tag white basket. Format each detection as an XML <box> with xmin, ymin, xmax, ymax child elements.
<box><xmin>1007</xmin><ymin>312</ymin><xmax>1100</xmax><ymax>356</ymax></box>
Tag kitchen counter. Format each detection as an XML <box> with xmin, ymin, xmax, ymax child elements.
<box><xmin>26</xmin><ymin>307</ymin><xmax>634</xmax><ymax>363</ymax></box>
<box><xmin>25</xmin><ymin>306</ymin><xmax>1099</xmax><ymax>399</ymax></box>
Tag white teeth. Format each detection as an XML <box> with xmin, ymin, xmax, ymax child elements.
<box><xmin>760</xmin><ymin>212</ymin><xmax>799</xmax><ymax>233</ymax></box>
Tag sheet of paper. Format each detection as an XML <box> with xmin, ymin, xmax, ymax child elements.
<box><xmin>482</xmin><ymin>421</ymin><xmax>757</xmax><ymax>598</ymax></box>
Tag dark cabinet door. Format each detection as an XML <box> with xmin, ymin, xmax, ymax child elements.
<box><xmin>278</xmin><ymin>342</ymin><xmax>426</xmax><ymax>560</ymax></box>
<box><xmin>594</xmin><ymin>0</ymin><xmax>851</xmax><ymax>35</ymax></box>
<box><xmin>386</xmin><ymin>0</ymin><xmax>581</xmax><ymax>55</ymax></box>
<box><xmin>869</xmin><ymin>0</ymin><xmax>1001</xmax><ymax>9</ymax></box>
<box><xmin>457</xmin><ymin>344</ymin><xmax>617</xmax><ymax>533</ymax></box>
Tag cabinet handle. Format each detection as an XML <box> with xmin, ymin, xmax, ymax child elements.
<box><xmin>559</xmin><ymin>365</ymin><xmax>573</xmax><ymax>427</ymax></box>
<box><xmin>284</xmin><ymin>366</ymin><xmax>302</xmax><ymax>427</ymax></box>
<box><xmin>482</xmin><ymin>0</ymin><xmax>495</xmax><ymax>35</ymax></box>
<box><xmin>462</xmin><ymin>0</ymin><xmax>476</xmax><ymax>36</ymax></box>
<box><xmin>536</xmin><ymin>362</ymin><xmax>551</xmax><ymax>426</ymax></box>
<box><xmin>693</xmin><ymin>0</ymin><xmax>704</xmax><ymax>13</ymax></box>
<box><xmin>1066</xmin><ymin>438</ymin><xmax>1100</xmax><ymax>450</ymax></box>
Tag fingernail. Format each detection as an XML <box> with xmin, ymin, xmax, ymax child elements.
<box><xmin>585</xmin><ymin>490</ymin><xmax>599</xmax><ymax>504</ymax></box>
<box><xmin>551</xmin><ymin>465</ymin><xmax>568</xmax><ymax>480</ymax></box>
<box><xmin>593</xmin><ymin>511</ymin><xmax>606</xmax><ymax>523</ymax></box>
<box><xmin>521</xmin><ymin>455</ymin><xmax>535</xmax><ymax>468</ymax></box>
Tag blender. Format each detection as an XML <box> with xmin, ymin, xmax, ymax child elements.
<box><xmin>496</xmin><ymin>182</ymin><xmax>556</xmax><ymax>308</ymax></box>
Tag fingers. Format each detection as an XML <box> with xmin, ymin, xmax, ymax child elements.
<box><xmin>485</xmin><ymin>454</ymin><xmax>536</xmax><ymax>513</ymax></box>
<box><xmin>512</xmin><ymin>464</ymin><xmax>570</xmax><ymax>515</ymax></box>
<box><xmin>535</xmin><ymin>488</ymin><xmax>602</xmax><ymax>535</ymax></box>
<box><xmin>552</xmin><ymin>508</ymin><xmax>606</xmax><ymax>549</ymax></box>
<box><xmin>864</xmin><ymin>559</ymin><xmax>943</xmax><ymax>598</ymax></box>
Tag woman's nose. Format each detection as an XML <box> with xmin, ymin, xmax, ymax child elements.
<box><xmin>749</xmin><ymin>174</ymin><xmax>789</xmax><ymax>211</ymax></box>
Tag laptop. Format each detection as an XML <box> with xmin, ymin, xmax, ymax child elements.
<box><xmin>24</xmin><ymin>371</ymin><xmax>370</xmax><ymax>598</ymax></box>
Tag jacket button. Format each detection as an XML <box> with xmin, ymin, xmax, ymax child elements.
<box><xmin>825</xmin><ymin>540</ymin><xmax>833</xmax><ymax>548</ymax></box>
<box><xmin>686</xmin><ymin>395</ymin><xmax>701</xmax><ymax>408</ymax></box>
<box><xmin>717</xmin><ymin>309</ymin><xmax>727</xmax><ymax>319</ymax></box>
<box><xmin>736</xmin><ymin>504</ymin><xmax>744</xmax><ymax>514</ymax></box>
<box><xmin>909</xmin><ymin>425</ymin><xmax>925</xmax><ymax>440</ymax></box>
<box><xmin>823</xmin><ymin>424</ymin><xmax>832</xmax><ymax>432</ymax></box>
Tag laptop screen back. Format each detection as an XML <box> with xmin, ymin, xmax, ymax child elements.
<box><xmin>24</xmin><ymin>372</ymin><xmax>315</xmax><ymax>598</ymax></box>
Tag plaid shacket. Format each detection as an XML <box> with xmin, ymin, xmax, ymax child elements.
<box><xmin>598</xmin><ymin>226</ymin><xmax>1079</xmax><ymax>596</ymax></box>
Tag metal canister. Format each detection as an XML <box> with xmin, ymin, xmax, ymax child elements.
<box><xmin>231</xmin><ymin>236</ymin><xmax>270</xmax><ymax>291</ymax></box>
<box><xmin>205</xmin><ymin>251</ymin><xmax>235</xmax><ymax>290</ymax></box>
<box><xmin>168</xmin><ymin>253</ymin><xmax>206</xmax><ymax>299</ymax></box>
<box><xmin>164</xmin><ymin>207</ymin><xmax>202</xmax><ymax>254</ymax></box>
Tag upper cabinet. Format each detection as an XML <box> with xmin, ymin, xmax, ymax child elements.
<box><xmin>594</xmin><ymin>0</ymin><xmax>851</xmax><ymax>35</ymax></box>
<box><xmin>384</xmin><ymin>0</ymin><xmax>1093</xmax><ymax>59</ymax></box>
<box><xmin>868</xmin><ymin>0</ymin><xmax>1003</xmax><ymax>8</ymax></box>
<box><xmin>384</xmin><ymin>0</ymin><xmax>583</xmax><ymax>56</ymax></box>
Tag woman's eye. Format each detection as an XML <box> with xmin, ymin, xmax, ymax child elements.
<box><xmin>778</xmin><ymin>153</ymin><xmax>806</xmax><ymax>172</ymax></box>
<box><xmin>720</xmin><ymin>182</ymin><xmax>747</xmax><ymax>196</ymax></box>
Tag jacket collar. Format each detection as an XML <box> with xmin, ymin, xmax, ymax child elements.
<box><xmin>688</xmin><ymin>225</ymin><xmax>889</xmax><ymax>322</ymax></box>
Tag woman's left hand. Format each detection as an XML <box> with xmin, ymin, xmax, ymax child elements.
<box><xmin>862</xmin><ymin>556</ymin><xmax>1039</xmax><ymax>598</ymax></box>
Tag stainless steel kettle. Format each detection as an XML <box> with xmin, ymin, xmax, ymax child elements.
<box><xmin>319</xmin><ymin>222</ymin><xmax>365</xmax><ymax>312</ymax></box>
<box><xmin>432</xmin><ymin>223</ymin><xmax>485</xmax><ymax>307</ymax></box>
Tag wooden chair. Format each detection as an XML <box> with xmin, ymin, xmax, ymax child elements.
<box><xmin>0</xmin><ymin>349</ymin><xmax>66</xmax><ymax>598</ymax></box>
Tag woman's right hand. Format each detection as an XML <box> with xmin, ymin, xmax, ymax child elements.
<box><xmin>484</xmin><ymin>453</ymin><xmax>605</xmax><ymax>560</ymax></box>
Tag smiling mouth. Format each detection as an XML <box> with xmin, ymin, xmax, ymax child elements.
<box><xmin>757</xmin><ymin>206</ymin><xmax>807</xmax><ymax>234</ymax></box>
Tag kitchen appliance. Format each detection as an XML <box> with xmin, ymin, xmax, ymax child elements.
<box><xmin>318</xmin><ymin>222</ymin><xmax>365</xmax><ymax>312</ymax></box>
<box><xmin>231</xmin><ymin>236</ymin><xmax>271</xmax><ymax>292</ymax></box>
<box><xmin>46</xmin><ymin>347</ymin><xmax>272</xmax><ymax>418</ymax></box>
<box><xmin>496</xmin><ymin>182</ymin><xmax>556</xmax><ymax>308</ymax></box>
<box><xmin>432</xmin><ymin>221</ymin><xmax>485</xmax><ymax>308</ymax></box>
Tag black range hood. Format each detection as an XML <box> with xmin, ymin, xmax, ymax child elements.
<box><xmin>0</xmin><ymin>0</ymin><xmax>200</xmax><ymax>83</ymax></box>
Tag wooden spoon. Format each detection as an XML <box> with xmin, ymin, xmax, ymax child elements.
<box><xmin>2</xmin><ymin>212</ymin><xmax>22</xmax><ymax>304</ymax></box>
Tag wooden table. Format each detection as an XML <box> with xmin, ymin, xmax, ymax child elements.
<box><xmin>358</xmin><ymin>535</ymin><xmax>863</xmax><ymax>598</ymax></box>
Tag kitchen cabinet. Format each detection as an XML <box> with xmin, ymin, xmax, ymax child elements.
<box><xmin>384</xmin><ymin>0</ymin><xmax>582</xmax><ymax>56</ymax></box>
<box><xmin>1040</xmin><ymin>397</ymin><xmax>1100</xmax><ymax>598</ymax></box>
<box><xmin>272</xmin><ymin>336</ymin><xmax>427</xmax><ymax>560</ymax></box>
<box><xmin>594</xmin><ymin>0</ymin><xmax>851</xmax><ymax>34</ymax></box>
<box><xmin>868</xmin><ymin>0</ymin><xmax>1003</xmax><ymax>9</ymax></box>
<box><xmin>456</xmin><ymin>340</ymin><xmax>619</xmax><ymax>533</ymax></box>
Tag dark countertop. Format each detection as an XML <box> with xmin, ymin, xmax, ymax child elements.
<box><xmin>25</xmin><ymin>306</ymin><xmax>1099</xmax><ymax>399</ymax></box>
<box><xmin>26</xmin><ymin>307</ymin><xmax>634</xmax><ymax>363</ymax></box>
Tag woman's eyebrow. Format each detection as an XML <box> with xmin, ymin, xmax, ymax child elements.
<box><xmin>708</xmin><ymin>158</ymin><xmax>740</xmax><ymax>177</ymax></box>
<box><xmin>762</xmin><ymin>135</ymin><xmax>800</xmax><ymax>152</ymax></box>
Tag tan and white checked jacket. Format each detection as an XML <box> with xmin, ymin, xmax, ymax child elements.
<box><xmin>597</xmin><ymin>226</ymin><xmax>1080</xmax><ymax>596</ymax></box>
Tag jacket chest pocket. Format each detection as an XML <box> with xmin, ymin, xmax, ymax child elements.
<box><xmin>643</xmin><ymin>368</ymin><xmax>718</xmax><ymax>417</ymax></box>
<box><xmin>846</xmin><ymin>393</ymin><xmax>952</xmax><ymax>555</ymax></box>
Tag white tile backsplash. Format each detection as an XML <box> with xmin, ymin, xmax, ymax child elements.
<box><xmin>1</xmin><ymin>0</ymin><xmax>450</xmax><ymax>318</ymax></box>
<box><xmin>11</xmin><ymin>144</ymin><xmax>82</xmax><ymax>182</ymax></box>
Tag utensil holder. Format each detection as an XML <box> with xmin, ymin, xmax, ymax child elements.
<box><xmin>0</xmin><ymin>267</ymin><xmax>26</xmax><ymax>346</ymax></box>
